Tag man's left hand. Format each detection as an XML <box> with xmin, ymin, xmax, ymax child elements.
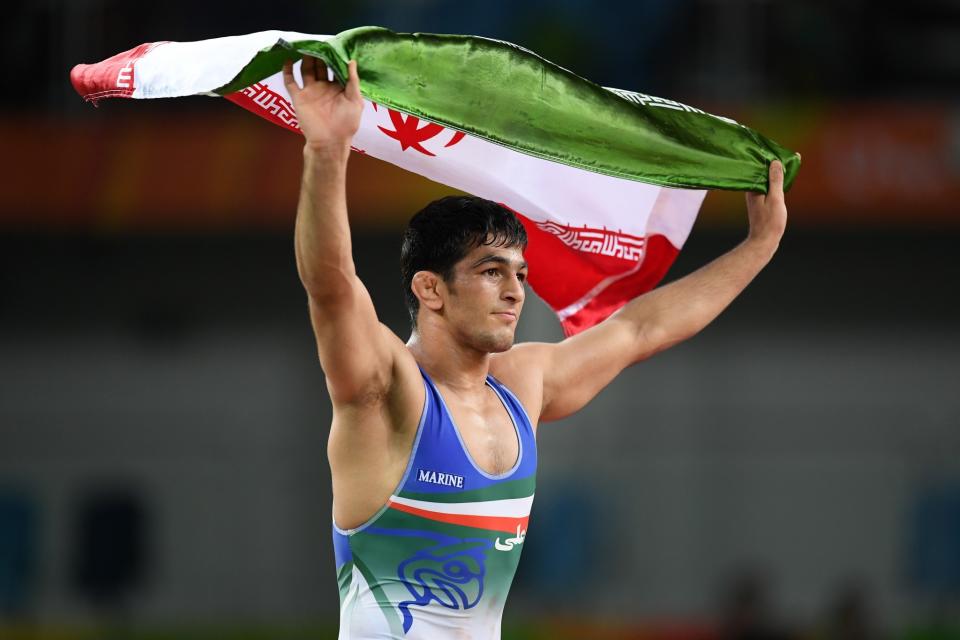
<box><xmin>745</xmin><ymin>160</ymin><xmax>788</xmax><ymax>248</ymax></box>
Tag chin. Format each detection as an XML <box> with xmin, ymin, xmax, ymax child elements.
<box><xmin>473</xmin><ymin>329</ymin><xmax>515</xmax><ymax>354</ymax></box>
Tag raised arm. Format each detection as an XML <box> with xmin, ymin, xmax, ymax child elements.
<box><xmin>285</xmin><ymin>57</ymin><xmax>401</xmax><ymax>407</ymax></box>
<box><xmin>527</xmin><ymin>160</ymin><xmax>789</xmax><ymax>422</ymax></box>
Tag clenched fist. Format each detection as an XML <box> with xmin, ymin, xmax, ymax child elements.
<box><xmin>283</xmin><ymin>56</ymin><xmax>363</xmax><ymax>153</ymax></box>
<box><xmin>745</xmin><ymin>160</ymin><xmax>789</xmax><ymax>248</ymax></box>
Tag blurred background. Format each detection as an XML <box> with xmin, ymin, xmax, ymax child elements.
<box><xmin>1</xmin><ymin>1</ymin><xmax>959</xmax><ymax>638</ymax></box>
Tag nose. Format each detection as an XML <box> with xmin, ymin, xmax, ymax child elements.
<box><xmin>502</xmin><ymin>274</ymin><xmax>526</xmax><ymax>303</ymax></box>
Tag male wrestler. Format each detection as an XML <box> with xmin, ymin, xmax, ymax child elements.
<box><xmin>283</xmin><ymin>56</ymin><xmax>787</xmax><ymax>639</ymax></box>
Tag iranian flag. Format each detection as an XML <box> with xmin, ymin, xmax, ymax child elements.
<box><xmin>70</xmin><ymin>27</ymin><xmax>800</xmax><ymax>335</ymax></box>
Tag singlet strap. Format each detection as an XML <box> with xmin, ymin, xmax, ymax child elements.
<box><xmin>485</xmin><ymin>374</ymin><xmax>536</xmax><ymax>438</ymax></box>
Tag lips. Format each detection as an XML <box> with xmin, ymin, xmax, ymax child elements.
<box><xmin>493</xmin><ymin>311</ymin><xmax>517</xmax><ymax>321</ymax></box>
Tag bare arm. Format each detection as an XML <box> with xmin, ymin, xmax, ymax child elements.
<box><xmin>527</xmin><ymin>160</ymin><xmax>789</xmax><ymax>422</ymax></box>
<box><xmin>285</xmin><ymin>57</ymin><xmax>401</xmax><ymax>406</ymax></box>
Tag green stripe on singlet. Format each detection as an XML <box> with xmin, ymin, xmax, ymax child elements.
<box><xmin>352</xmin><ymin>553</ymin><xmax>404</xmax><ymax>637</ymax></box>
<box><xmin>337</xmin><ymin>561</ymin><xmax>353</xmax><ymax>601</ymax></box>
<box><xmin>398</xmin><ymin>475</ymin><xmax>535</xmax><ymax>503</ymax></box>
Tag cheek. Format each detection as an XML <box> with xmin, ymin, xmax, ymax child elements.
<box><xmin>449</xmin><ymin>284</ymin><xmax>484</xmax><ymax>317</ymax></box>
<box><xmin>459</xmin><ymin>277</ymin><xmax>495</xmax><ymax>301</ymax></box>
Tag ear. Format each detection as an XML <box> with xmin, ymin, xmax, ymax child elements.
<box><xmin>411</xmin><ymin>271</ymin><xmax>444</xmax><ymax>312</ymax></box>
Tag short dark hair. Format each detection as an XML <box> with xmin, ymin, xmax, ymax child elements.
<box><xmin>400</xmin><ymin>196</ymin><xmax>528</xmax><ymax>327</ymax></box>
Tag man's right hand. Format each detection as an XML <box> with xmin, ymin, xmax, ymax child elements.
<box><xmin>283</xmin><ymin>56</ymin><xmax>363</xmax><ymax>152</ymax></box>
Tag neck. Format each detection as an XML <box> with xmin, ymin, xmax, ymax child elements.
<box><xmin>407</xmin><ymin>324</ymin><xmax>491</xmax><ymax>393</ymax></box>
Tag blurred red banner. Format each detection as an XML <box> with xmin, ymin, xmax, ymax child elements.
<box><xmin>0</xmin><ymin>113</ymin><xmax>459</xmax><ymax>231</ymax></box>
<box><xmin>701</xmin><ymin>103</ymin><xmax>959</xmax><ymax>227</ymax></box>
<box><xmin>2</xmin><ymin>105</ymin><xmax>957</xmax><ymax>230</ymax></box>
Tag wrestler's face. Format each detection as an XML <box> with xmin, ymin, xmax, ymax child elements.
<box><xmin>444</xmin><ymin>242</ymin><xmax>527</xmax><ymax>353</ymax></box>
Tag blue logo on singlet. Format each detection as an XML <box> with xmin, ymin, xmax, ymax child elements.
<box><xmin>397</xmin><ymin>537</ymin><xmax>492</xmax><ymax>633</ymax></box>
<box><xmin>366</xmin><ymin>527</ymin><xmax>492</xmax><ymax>634</ymax></box>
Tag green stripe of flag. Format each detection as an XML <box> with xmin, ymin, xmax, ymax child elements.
<box><xmin>215</xmin><ymin>26</ymin><xmax>799</xmax><ymax>192</ymax></box>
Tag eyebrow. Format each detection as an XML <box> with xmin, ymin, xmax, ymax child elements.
<box><xmin>470</xmin><ymin>254</ymin><xmax>528</xmax><ymax>270</ymax></box>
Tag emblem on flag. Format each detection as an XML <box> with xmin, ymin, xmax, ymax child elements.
<box><xmin>372</xmin><ymin>103</ymin><xmax>466</xmax><ymax>156</ymax></box>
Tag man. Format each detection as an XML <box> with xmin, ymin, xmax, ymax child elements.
<box><xmin>283</xmin><ymin>55</ymin><xmax>787</xmax><ymax>640</ymax></box>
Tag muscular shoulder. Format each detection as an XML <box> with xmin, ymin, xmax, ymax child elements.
<box><xmin>489</xmin><ymin>342</ymin><xmax>548</xmax><ymax>427</ymax></box>
<box><xmin>330</xmin><ymin>324</ymin><xmax>424</xmax><ymax>434</ymax></box>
